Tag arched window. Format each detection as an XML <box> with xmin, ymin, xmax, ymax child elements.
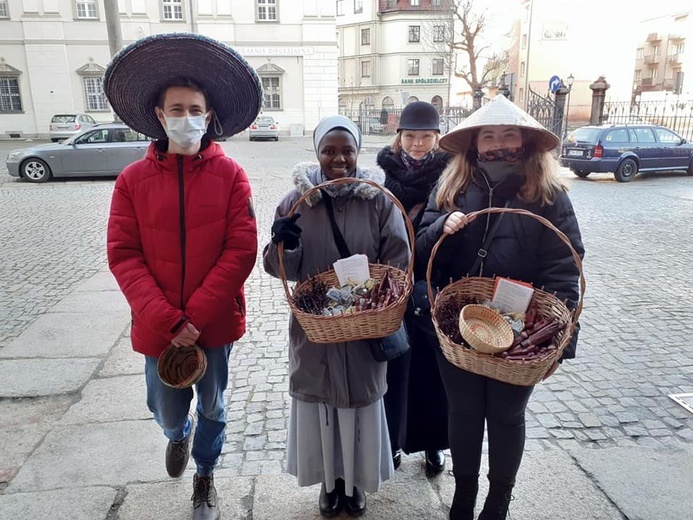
<box><xmin>431</xmin><ymin>95</ymin><xmax>443</xmax><ymax>110</ymax></box>
<box><xmin>382</xmin><ymin>96</ymin><xmax>395</xmax><ymax>109</ymax></box>
<box><xmin>407</xmin><ymin>96</ymin><xmax>419</xmax><ymax>104</ymax></box>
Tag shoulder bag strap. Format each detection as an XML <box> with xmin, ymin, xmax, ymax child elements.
<box><xmin>468</xmin><ymin>199</ymin><xmax>512</xmax><ymax>276</ymax></box>
<box><xmin>321</xmin><ymin>190</ymin><xmax>352</xmax><ymax>259</ymax></box>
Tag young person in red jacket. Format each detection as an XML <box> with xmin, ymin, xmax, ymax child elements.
<box><xmin>103</xmin><ymin>34</ymin><xmax>261</xmax><ymax>520</ymax></box>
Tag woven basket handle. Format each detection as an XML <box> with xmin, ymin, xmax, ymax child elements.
<box><xmin>425</xmin><ymin>207</ymin><xmax>585</xmax><ymax>323</ymax></box>
<box><xmin>276</xmin><ymin>177</ymin><xmax>416</xmax><ymax>302</ymax></box>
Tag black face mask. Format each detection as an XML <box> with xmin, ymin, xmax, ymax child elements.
<box><xmin>478</xmin><ymin>161</ymin><xmax>524</xmax><ymax>183</ymax></box>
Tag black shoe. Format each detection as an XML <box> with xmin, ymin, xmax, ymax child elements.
<box><xmin>165</xmin><ymin>433</ymin><xmax>191</xmax><ymax>478</ymax></box>
<box><xmin>191</xmin><ymin>474</ymin><xmax>220</xmax><ymax>520</ymax></box>
<box><xmin>344</xmin><ymin>486</ymin><xmax>366</xmax><ymax>517</ymax></box>
<box><xmin>319</xmin><ymin>480</ymin><xmax>343</xmax><ymax>517</ymax></box>
<box><xmin>425</xmin><ymin>450</ymin><xmax>445</xmax><ymax>476</ymax></box>
<box><xmin>450</xmin><ymin>474</ymin><xmax>479</xmax><ymax>520</ymax></box>
<box><xmin>478</xmin><ymin>479</ymin><xmax>514</xmax><ymax>520</ymax></box>
<box><xmin>392</xmin><ymin>448</ymin><xmax>402</xmax><ymax>470</ymax></box>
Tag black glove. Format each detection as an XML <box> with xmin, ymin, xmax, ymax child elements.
<box><xmin>271</xmin><ymin>213</ymin><xmax>302</xmax><ymax>250</ymax></box>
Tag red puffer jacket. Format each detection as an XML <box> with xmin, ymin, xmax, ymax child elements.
<box><xmin>107</xmin><ymin>140</ymin><xmax>257</xmax><ymax>357</ymax></box>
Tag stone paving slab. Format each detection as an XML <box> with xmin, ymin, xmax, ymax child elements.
<box><xmin>115</xmin><ymin>477</ymin><xmax>253</xmax><ymax>520</ymax></box>
<box><xmin>99</xmin><ymin>336</ymin><xmax>142</xmax><ymax>377</ymax></box>
<box><xmin>0</xmin><ymin>358</ymin><xmax>100</xmax><ymax>398</ymax></box>
<box><xmin>7</xmin><ymin>421</ymin><xmax>167</xmax><ymax>493</ymax></box>
<box><xmin>58</xmin><ymin>375</ymin><xmax>149</xmax><ymax>425</ymax></box>
<box><xmin>0</xmin><ymin>312</ymin><xmax>126</xmax><ymax>358</ymax></box>
<box><xmin>50</xmin><ymin>289</ymin><xmax>128</xmax><ymax>315</ymax></box>
<box><xmin>71</xmin><ymin>270</ymin><xmax>119</xmax><ymax>292</ymax></box>
<box><xmin>572</xmin><ymin>446</ymin><xmax>693</xmax><ymax>520</ymax></box>
<box><xmin>0</xmin><ymin>486</ymin><xmax>117</xmax><ymax>520</ymax></box>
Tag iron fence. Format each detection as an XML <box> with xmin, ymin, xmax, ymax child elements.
<box><xmin>601</xmin><ymin>99</ymin><xmax>693</xmax><ymax>141</ymax></box>
<box><xmin>338</xmin><ymin>106</ymin><xmax>474</xmax><ymax>136</ymax></box>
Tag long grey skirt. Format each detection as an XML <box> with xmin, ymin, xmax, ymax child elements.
<box><xmin>287</xmin><ymin>397</ymin><xmax>394</xmax><ymax>496</ymax></box>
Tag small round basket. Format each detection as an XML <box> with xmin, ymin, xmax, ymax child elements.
<box><xmin>427</xmin><ymin>207</ymin><xmax>585</xmax><ymax>387</ymax></box>
<box><xmin>277</xmin><ymin>177</ymin><xmax>414</xmax><ymax>344</ymax></box>
<box><xmin>459</xmin><ymin>304</ymin><xmax>514</xmax><ymax>354</ymax></box>
<box><xmin>157</xmin><ymin>344</ymin><xmax>207</xmax><ymax>389</ymax></box>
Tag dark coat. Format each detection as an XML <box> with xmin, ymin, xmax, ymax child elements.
<box><xmin>415</xmin><ymin>169</ymin><xmax>585</xmax><ymax>360</ymax></box>
<box><xmin>378</xmin><ymin>145</ymin><xmax>451</xmax><ymax>453</ymax></box>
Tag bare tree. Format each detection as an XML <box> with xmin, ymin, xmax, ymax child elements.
<box><xmin>424</xmin><ymin>0</ymin><xmax>509</xmax><ymax>109</ymax></box>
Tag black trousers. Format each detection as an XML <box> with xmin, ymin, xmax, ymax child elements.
<box><xmin>436</xmin><ymin>350</ymin><xmax>534</xmax><ymax>485</ymax></box>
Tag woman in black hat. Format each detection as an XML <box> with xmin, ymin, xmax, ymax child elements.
<box><xmin>376</xmin><ymin>101</ymin><xmax>451</xmax><ymax>476</ymax></box>
<box><xmin>415</xmin><ymin>95</ymin><xmax>584</xmax><ymax>520</ymax></box>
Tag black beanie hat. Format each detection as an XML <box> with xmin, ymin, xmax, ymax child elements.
<box><xmin>398</xmin><ymin>101</ymin><xmax>440</xmax><ymax>132</ymax></box>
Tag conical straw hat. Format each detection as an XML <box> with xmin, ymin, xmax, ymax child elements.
<box><xmin>440</xmin><ymin>95</ymin><xmax>560</xmax><ymax>154</ymax></box>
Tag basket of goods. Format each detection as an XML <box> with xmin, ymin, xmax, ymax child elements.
<box><xmin>277</xmin><ymin>177</ymin><xmax>415</xmax><ymax>344</ymax></box>
<box><xmin>157</xmin><ymin>344</ymin><xmax>208</xmax><ymax>389</ymax></box>
<box><xmin>426</xmin><ymin>207</ymin><xmax>585</xmax><ymax>386</ymax></box>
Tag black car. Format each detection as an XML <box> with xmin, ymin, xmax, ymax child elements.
<box><xmin>559</xmin><ymin>124</ymin><xmax>693</xmax><ymax>182</ymax></box>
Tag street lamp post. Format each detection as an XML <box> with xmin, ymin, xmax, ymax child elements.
<box><xmin>564</xmin><ymin>73</ymin><xmax>574</xmax><ymax>138</ymax></box>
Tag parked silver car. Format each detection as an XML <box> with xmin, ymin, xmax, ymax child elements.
<box><xmin>49</xmin><ymin>113</ymin><xmax>98</xmax><ymax>142</ymax></box>
<box><xmin>6</xmin><ymin>123</ymin><xmax>152</xmax><ymax>183</ymax></box>
<box><xmin>248</xmin><ymin>116</ymin><xmax>280</xmax><ymax>141</ymax></box>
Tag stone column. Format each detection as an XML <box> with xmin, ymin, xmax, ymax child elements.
<box><xmin>589</xmin><ymin>76</ymin><xmax>611</xmax><ymax>125</ymax></box>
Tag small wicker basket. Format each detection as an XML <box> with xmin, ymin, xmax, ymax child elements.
<box><xmin>277</xmin><ymin>177</ymin><xmax>415</xmax><ymax>344</ymax></box>
<box><xmin>157</xmin><ymin>344</ymin><xmax>207</xmax><ymax>389</ymax></box>
<box><xmin>427</xmin><ymin>207</ymin><xmax>585</xmax><ymax>386</ymax></box>
<box><xmin>458</xmin><ymin>304</ymin><xmax>514</xmax><ymax>354</ymax></box>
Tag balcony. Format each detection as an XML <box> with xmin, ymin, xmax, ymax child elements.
<box><xmin>663</xmin><ymin>79</ymin><xmax>675</xmax><ymax>90</ymax></box>
<box><xmin>641</xmin><ymin>78</ymin><xmax>653</xmax><ymax>86</ymax></box>
<box><xmin>643</xmin><ymin>55</ymin><xmax>660</xmax><ymax>65</ymax></box>
<box><xmin>667</xmin><ymin>54</ymin><xmax>681</xmax><ymax>65</ymax></box>
<box><xmin>669</xmin><ymin>33</ymin><xmax>685</xmax><ymax>42</ymax></box>
<box><xmin>646</xmin><ymin>32</ymin><xmax>661</xmax><ymax>42</ymax></box>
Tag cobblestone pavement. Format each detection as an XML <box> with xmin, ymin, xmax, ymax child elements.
<box><xmin>1</xmin><ymin>135</ymin><xmax>692</xmax><ymax>481</ymax></box>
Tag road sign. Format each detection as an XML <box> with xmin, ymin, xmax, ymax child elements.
<box><xmin>549</xmin><ymin>75</ymin><xmax>561</xmax><ymax>93</ymax></box>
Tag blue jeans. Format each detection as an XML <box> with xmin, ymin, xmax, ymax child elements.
<box><xmin>145</xmin><ymin>343</ymin><xmax>233</xmax><ymax>477</ymax></box>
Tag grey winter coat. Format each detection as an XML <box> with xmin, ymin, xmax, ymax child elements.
<box><xmin>263</xmin><ymin>162</ymin><xmax>411</xmax><ymax>408</ymax></box>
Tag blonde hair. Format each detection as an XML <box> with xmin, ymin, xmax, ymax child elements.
<box><xmin>436</xmin><ymin>130</ymin><xmax>566</xmax><ymax>211</ymax></box>
<box><xmin>391</xmin><ymin>130</ymin><xmax>441</xmax><ymax>154</ymax></box>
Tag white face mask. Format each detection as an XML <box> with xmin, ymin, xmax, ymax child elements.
<box><xmin>163</xmin><ymin>114</ymin><xmax>208</xmax><ymax>148</ymax></box>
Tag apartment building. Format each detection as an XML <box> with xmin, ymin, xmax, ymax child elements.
<box><xmin>0</xmin><ymin>0</ymin><xmax>337</xmax><ymax>139</ymax></box>
<box><xmin>633</xmin><ymin>10</ymin><xmax>691</xmax><ymax>100</ymax></box>
<box><xmin>337</xmin><ymin>0</ymin><xmax>451</xmax><ymax>116</ymax></box>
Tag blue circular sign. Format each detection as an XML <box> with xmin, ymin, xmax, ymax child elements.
<box><xmin>549</xmin><ymin>75</ymin><xmax>561</xmax><ymax>93</ymax></box>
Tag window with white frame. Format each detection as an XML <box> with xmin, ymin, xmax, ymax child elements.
<box><xmin>162</xmin><ymin>0</ymin><xmax>183</xmax><ymax>20</ymax></box>
<box><xmin>410</xmin><ymin>0</ymin><xmax>420</xmax><ymax>6</ymax></box>
<box><xmin>257</xmin><ymin>0</ymin><xmax>277</xmax><ymax>21</ymax></box>
<box><xmin>337</xmin><ymin>0</ymin><xmax>344</xmax><ymax>15</ymax></box>
<box><xmin>433</xmin><ymin>25</ymin><xmax>445</xmax><ymax>42</ymax></box>
<box><xmin>0</xmin><ymin>77</ymin><xmax>22</xmax><ymax>112</ymax></box>
<box><xmin>76</xmin><ymin>0</ymin><xmax>97</xmax><ymax>19</ymax></box>
<box><xmin>354</xmin><ymin>0</ymin><xmax>363</xmax><ymax>13</ymax></box>
<box><xmin>0</xmin><ymin>0</ymin><xmax>9</xmax><ymax>18</ymax></box>
<box><xmin>261</xmin><ymin>76</ymin><xmax>281</xmax><ymax>109</ymax></box>
<box><xmin>408</xmin><ymin>26</ymin><xmax>420</xmax><ymax>43</ymax></box>
<box><xmin>432</xmin><ymin>58</ymin><xmax>444</xmax><ymax>76</ymax></box>
<box><xmin>361</xmin><ymin>61</ymin><xmax>370</xmax><ymax>78</ymax></box>
<box><xmin>652</xmin><ymin>45</ymin><xmax>660</xmax><ymax>55</ymax></box>
<box><xmin>407</xmin><ymin>59</ymin><xmax>420</xmax><ymax>76</ymax></box>
<box><xmin>432</xmin><ymin>0</ymin><xmax>441</xmax><ymax>5</ymax></box>
<box><xmin>83</xmin><ymin>76</ymin><xmax>109</xmax><ymax>111</ymax></box>
<box><xmin>634</xmin><ymin>70</ymin><xmax>642</xmax><ymax>81</ymax></box>
<box><xmin>675</xmin><ymin>42</ymin><xmax>685</xmax><ymax>54</ymax></box>
<box><xmin>636</xmin><ymin>48</ymin><xmax>644</xmax><ymax>59</ymax></box>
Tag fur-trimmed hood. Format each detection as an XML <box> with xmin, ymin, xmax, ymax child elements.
<box><xmin>291</xmin><ymin>162</ymin><xmax>386</xmax><ymax>207</ymax></box>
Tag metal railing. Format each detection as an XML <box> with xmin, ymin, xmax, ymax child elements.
<box><xmin>601</xmin><ymin>99</ymin><xmax>693</xmax><ymax>141</ymax></box>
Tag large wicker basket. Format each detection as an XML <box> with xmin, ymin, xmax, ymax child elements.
<box><xmin>426</xmin><ymin>207</ymin><xmax>585</xmax><ymax>386</ymax></box>
<box><xmin>277</xmin><ymin>177</ymin><xmax>415</xmax><ymax>344</ymax></box>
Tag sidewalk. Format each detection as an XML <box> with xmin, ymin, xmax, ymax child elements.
<box><xmin>0</xmin><ymin>269</ymin><xmax>692</xmax><ymax>520</ymax></box>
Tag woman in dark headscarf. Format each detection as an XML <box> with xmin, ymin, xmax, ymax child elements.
<box><xmin>263</xmin><ymin>115</ymin><xmax>410</xmax><ymax>517</ymax></box>
<box><xmin>377</xmin><ymin>101</ymin><xmax>451</xmax><ymax>476</ymax></box>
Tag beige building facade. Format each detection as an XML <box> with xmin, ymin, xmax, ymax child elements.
<box><xmin>337</xmin><ymin>0</ymin><xmax>451</xmax><ymax>118</ymax></box>
<box><xmin>0</xmin><ymin>0</ymin><xmax>338</xmax><ymax>139</ymax></box>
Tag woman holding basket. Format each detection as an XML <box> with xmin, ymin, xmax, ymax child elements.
<box><xmin>263</xmin><ymin>115</ymin><xmax>410</xmax><ymax>517</ymax></box>
<box><xmin>415</xmin><ymin>95</ymin><xmax>584</xmax><ymax>520</ymax></box>
<box><xmin>376</xmin><ymin>101</ymin><xmax>451</xmax><ymax>475</ymax></box>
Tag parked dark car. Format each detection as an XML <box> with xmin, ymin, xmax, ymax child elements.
<box><xmin>559</xmin><ymin>124</ymin><xmax>693</xmax><ymax>182</ymax></box>
<box><xmin>6</xmin><ymin>123</ymin><xmax>152</xmax><ymax>183</ymax></box>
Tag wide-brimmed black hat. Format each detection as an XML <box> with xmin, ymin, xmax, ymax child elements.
<box><xmin>103</xmin><ymin>33</ymin><xmax>263</xmax><ymax>139</ymax></box>
<box><xmin>440</xmin><ymin>95</ymin><xmax>559</xmax><ymax>154</ymax></box>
